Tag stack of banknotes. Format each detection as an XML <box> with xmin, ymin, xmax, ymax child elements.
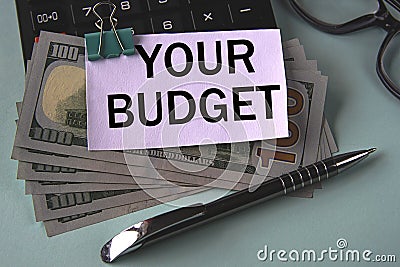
<box><xmin>12</xmin><ymin>31</ymin><xmax>338</xmax><ymax>237</ymax></box>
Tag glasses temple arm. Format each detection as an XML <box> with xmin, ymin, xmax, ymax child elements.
<box><xmin>289</xmin><ymin>0</ymin><xmax>379</xmax><ymax>34</ymax></box>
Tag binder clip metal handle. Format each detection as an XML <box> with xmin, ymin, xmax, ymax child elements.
<box><xmin>85</xmin><ymin>1</ymin><xmax>135</xmax><ymax>61</ymax></box>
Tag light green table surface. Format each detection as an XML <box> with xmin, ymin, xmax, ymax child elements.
<box><xmin>1</xmin><ymin>1</ymin><xmax>399</xmax><ymax>266</ymax></box>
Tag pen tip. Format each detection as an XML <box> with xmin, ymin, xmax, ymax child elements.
<box><xmin>101</xmin><ymin>242</ymin><xmax>112</xmax><ymax>263</ymax></box>
<box><xmin>367</xmin><ymin>148</ymin><xmax>377</xmax><ymax>154</ymax></box>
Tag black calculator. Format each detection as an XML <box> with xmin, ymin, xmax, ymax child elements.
<box><xmin>15</xmin><ymin>0</ymin><xmax>277</xmax><ymax>63</ymax></box>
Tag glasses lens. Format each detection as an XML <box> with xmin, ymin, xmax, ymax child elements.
<box><xmin>294</xmin><ymin>0</ymin><xmax>379</xmax><ymax>24</ymax></box>
<box><xmin>383</xmin><ymin>31</ymin><xmax>400</xmax><ymax>90</ymax></box>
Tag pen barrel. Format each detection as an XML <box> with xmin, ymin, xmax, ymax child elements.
<box><xmin>205</xmin><ymin>158</ymin><xmax>338</xmax><ymax>217</ymax></box>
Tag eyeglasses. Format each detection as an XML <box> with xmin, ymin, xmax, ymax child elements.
<box><xmin>289</xmin><ymin>0</ymin><xmax>400</xmax><ymax>100</ymax></box>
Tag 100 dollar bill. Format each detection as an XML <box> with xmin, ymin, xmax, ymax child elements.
<box><xmin>43</xmin><ymin>188</ymin><xmax>205</xmax><ymax>237</ymax></box>
<box><xmin>14</xmin><ymin>32</ymin><xmax>315</xmax><ymax>187</ymax></box>
<box><xmin>14</xmin><ymin>33</ymin><xmax>266</xmax><ymax>184</ymax></box>
<box><xmin>32</xmin><ymin>184</ymin><xmax>204</xmax><ymax>221</ymax></box>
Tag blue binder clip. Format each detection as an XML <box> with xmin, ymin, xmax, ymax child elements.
<box><xmin>85</xmin><ymin>1</ymin><xmax>135</xmax><ymax>61</ymax></box>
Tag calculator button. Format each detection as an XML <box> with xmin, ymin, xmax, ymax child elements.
<box><xmin>229</xmin><ymin>0</ymin><xmax>276</xmax><ymax>29</ymax></box>
<box><xmin>117</xmin><ymin>18</ymin><xmax>153</xmax><ymax>34</ymax></box>
<box><xmin>76</xmin><ymin>24</ymin><xmax>99</xmax><ymax>36</ymax></box>
<box><xmin>110</xmin><ymin>0</ymin><xmax>148</xmax><ymax>16</ymax></box>
<box><xmin>148</xmin><ymin>0</ymin><xmax>180</xmax><ymax>11</ymax></box>
<box><xmin>70</xmin><ymin>1</ymin><xmax>102</xmax><ymax>26</ymax></box>
<box><xmin>229</xmin><ymin>0</ymin><xmax>271</xmax><ymax>28</ymax></box>
<box><xmin>191</xmin><ymin>3</ymin><xmax>232</xmax><ymax>31</ymax></box>
<box><xmin>189</xmin><ymin>0</ymin><xmax>213</xmax><ymax>5</ymax></box>
<box><xmin>31</xmin><ymin>5</ymin><xmax>68</xmax><ymax>33</ymax></box>
<box><xmin>152</xmin><ymin>13</ymin><xmax>184</xmax><ymax>33</ymax></box>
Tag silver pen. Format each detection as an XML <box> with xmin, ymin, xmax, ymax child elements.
<box><xmin>101</xmin><ymin>148</ymin><xmax>376</xmax><ymax>263</ymax></box>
